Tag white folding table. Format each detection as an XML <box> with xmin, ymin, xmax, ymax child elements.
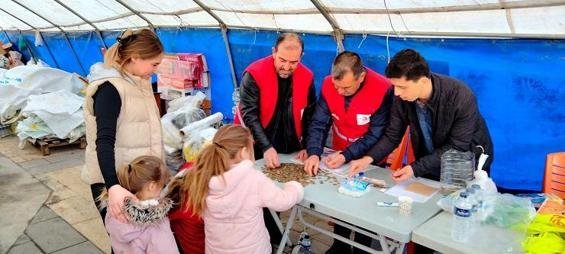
<box><xmin>412</xmin><ymin>211</ymin><xmax>525</xmax><ymax>254</ymax></box>
<box><xmin>257</xmin><ymin>154</ymin><xmax>443</xmax><ymax>254</ymax></box>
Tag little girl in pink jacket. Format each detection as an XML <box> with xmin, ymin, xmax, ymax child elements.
<box><xmin>172</xmin><ymin>124</ymin><xmax>303</xmax><ymax>254</ymax></box>
<box><xmin>103</xmin><ymin>155</ymin><xmax>179</xmax><ymax>254</ymax></box>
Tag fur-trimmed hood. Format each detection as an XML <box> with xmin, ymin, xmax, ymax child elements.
<box><xmin>123</xmin><ymin>198</ymin><xmax>174</xmax><ymax>225</ymax></box>
<box><xmin>104</xmin><ymin>197</ymin><xmax>180</xmax><ymax>253</ymax></box>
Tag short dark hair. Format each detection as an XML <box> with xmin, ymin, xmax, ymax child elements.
<box><xmin>332</xmin><ymin>51</ymin><xmax>365</xmax><ymax>80</ymax></box>
<box><xmin>385</xmin><ymin>49</ymin><xmax>430</xmax><ymax>81</ymax></box>
<box><xmin>274</xmin><ymin>33</ymin><xmax>304</xmax><ymax>53</ymax></box>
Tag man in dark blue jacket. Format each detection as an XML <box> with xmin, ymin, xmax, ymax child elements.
<box><xmin>304</xmin><ymin>51</ymin><xmax>392</xmax><ymax>175</ymax></box>
<box><xmin>303</xmin><ymin>51</ymin><xmax>393</xmax><ymax>254</ymax></box>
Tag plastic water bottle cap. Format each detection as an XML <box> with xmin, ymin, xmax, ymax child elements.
<box><xmin>460</xmin><ymin>192</ymin><xmax>468</xmax><ymax>198</ymax></box>
<box><xmin>358</xmin><ymin>172</ymin><xmax>365</xmax><ymax>177</ymax></box>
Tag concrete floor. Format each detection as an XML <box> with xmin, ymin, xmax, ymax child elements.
<box><xmin>0</xmin><ymin>136</ymin><xmax>109</xmax><ymax>254</ymax></box>
<box><xmin>0</xmin><ymin>135</ymin><xmax>340</xmax><ymax>254</ymax></box>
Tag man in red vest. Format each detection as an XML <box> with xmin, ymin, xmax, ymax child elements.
<box><xmin>234</xmin><ymin>33</ymin><xmax>316</xmax><ymax>246</ymax></box>
<box><xmin>303</xmin><ymin>51</ymin><xmax>392</xmax><ymax>254</ymax></box>
<box><xmin>235</xmin><ymin>33</ymin><xmax>316</xmax><ymax>168</ymax></box>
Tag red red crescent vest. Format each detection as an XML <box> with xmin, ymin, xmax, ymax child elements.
<box><xmin>322</xmin><ymin>68</ymin><xmax>390</xmax><ymax>151</ymax></box>
<box><xmin>234</xmin><ymin>56</ymin><xmax>313</xmax><ymax>139</ymax></box>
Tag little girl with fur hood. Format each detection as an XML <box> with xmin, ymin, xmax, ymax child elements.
<box><xmin>102</xmin><ymin>155</ymin><xmax>179</xmax><ymax>254</ymax></box>
<box><xmin>167</xmin><ymin>124</ymin><xmax>304</xmax><ymax>254</ymax></box>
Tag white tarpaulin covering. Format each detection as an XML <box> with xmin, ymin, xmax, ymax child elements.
<box><xmin>20</xmin><ymin>90</ymin><xmax>84</xmax><ymax>140</ymax></box>
<box><xmin>0</xmin><ymin>0</ymin><xmax>562</xmax><ymax>38</ymax></box>
<box><xmin>0</xmin><ymin>65</ymin><xmax>84</xmax><ymax>124</ymax></box>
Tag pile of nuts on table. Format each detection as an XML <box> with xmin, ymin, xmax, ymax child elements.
<box><xmin>263</xmin><ymin>163</ymin><xmax>340</xmax><ymax>186</ymax></box>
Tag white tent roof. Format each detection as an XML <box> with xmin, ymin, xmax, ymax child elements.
<box><xmin>0</xmin><ymin>0</ymin><xmax>563</xmax><ymax>38</ymax></box>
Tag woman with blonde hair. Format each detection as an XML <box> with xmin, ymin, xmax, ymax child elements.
<box><xmin>83</xmin><ymin>29</ymin><xmax>166</xmax><ymax>224</ymax></box>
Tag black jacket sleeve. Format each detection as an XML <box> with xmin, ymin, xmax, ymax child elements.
<box><xmin>410</xmin><ymin>88</ymin><xmax>479</xmax><ymax>177</ymax></box>
<box><xmin>239</xmin><ymin>72</ymin><xmax>272</xmax><ymax>153</ymax></box>
<box><xmin>301</xmin><ymin>81</ymin><xmax>317</xmax><ymax>148</ymax></box>
<box><xmin>367</xmin><ymin>96</ymin><xmax>409</xmax><ymax>163</ymax></box>
<box><xmin>306</xmin><ymin>94</ymin><xmax>332</xmax><ymax>158</ymax></box>
<box><xmin>93</xmin><ymin>82</ymin><xmax>121</xmax><ymax>189</ymax></box>
<box><xmin>342</xmin><ymin>88</ymin><xmax>393</xmax><ymax>162</ymax></box>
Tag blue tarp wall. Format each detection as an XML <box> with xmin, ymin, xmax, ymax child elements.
<box><xmin>2</xmin><ymin>28</ymin><xmax>564</xmax><ymax>191</ymax></box>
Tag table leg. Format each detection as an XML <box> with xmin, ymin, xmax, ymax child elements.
<box><xmin>379</xmin><ymin>235</ymin><xmax>391</xmax><ymax>253</ymax></box>
<box><xmin>276</xmin><ymin>206</ymin><xmax>298</xmax><ymax>254</ymax></box>
<box><xmin>269</xmin><ymin>208</ymin><xmax>293</xmax><ymax>247</ymax></box>
<box><xmin>298</xmin><ymin>207</ymin><xmax>393</xmax><ymax>254</ymax></box>
<box><xmin>395</xmin><ymin>242</ymin><xmax>406</xmax><ymax>254</ymax></box>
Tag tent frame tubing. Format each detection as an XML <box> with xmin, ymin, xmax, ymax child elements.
<box><xmin>193</xmin><ymin>0</ymin><xmax>238</xmax><ymax>90</ymax></box>
<box><xmin>53</xmin><ymin>0</ymin><xmax>108</xmax><ymax>49</ymax></box>
<box><xmin>12</xmin><ymin>0</ymin><xmax>85</xmax><ymax>74</ymax></box>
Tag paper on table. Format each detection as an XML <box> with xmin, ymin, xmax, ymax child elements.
<box><xmin>405</xmin><ymin>182</ymin><xmax>438</xmax><ymax>196</ymax></box>
<box><xmin>320</xmin><ymin>158</ymin><xmax>376</xmax><ymax>178</ymax></box>
<box><xmin>291</xmin><ymin>155</ymin><xmax>349</xmax><ymax>177</ymax></box>
<box><xmin>320</xmin><ymin>160</ymin><xmax>350</xmax><ymax>176</ymax></box>
<box><xmin>289</xmin><ymin>148</ymin><xmax>372</xmax><ymax>178</ymax></box>
<box><xmin>386</xmin><ymin>178</ymin><xmax>441</xmax><ymax>203</ymax></box>
<box><xmin>290</xmin><ymin>155</ymin><xmax>352</xmax><ymax>177</ymax></box>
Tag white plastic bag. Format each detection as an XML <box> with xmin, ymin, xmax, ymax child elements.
<box><xmin>183</xmin><ymin>127</ymin><xmax>217</xmax><ymax>162</ymax></box>
<box><xmin>179</xmin><ymin>112</ymin><xmax>223</xmax><ymax>138</ymax></box>
<box><xmin>485</xmin><ymin>193</ymin><xmax>536</xmax><ymax>229</ymax></box>
<box><xmin>167</xmin><ymin>92</ymin><xmax>206</xmax><ymax>113</ymax></box>
<box><xmin>160</xmin><ymin>92</ymin><xmax>207</xmax><ymax>151</ymax></box>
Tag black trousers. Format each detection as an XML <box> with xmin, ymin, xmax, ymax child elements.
<box><xmin>332</xmin><ymin>224</ymin><xmax>373</xmax><ymax>254</ymax></box>
<box><xmin>332</xmin><ymin>224</ymin><xmax>436</xmax><ymax>254</ymax></box>
<box><xmin>90</xmin><ymin>183</ymin><xmax>107</xmax><ymax>221</ymax></box>
<box><xmin>263</xmin><ymin>208</ymin><xmax>283</xmax><ymax>244</ymax></box>
<box><xmin>90</xmin><ymin>183</ymin><xmax>116</xmax><ymax>254</ymax></box>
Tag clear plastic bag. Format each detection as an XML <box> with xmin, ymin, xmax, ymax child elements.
<box><xmin>166</xmin><ymin>92</ymin><xmax>205</xmax><ymax>113</ymax></box>
<box><xmin>437</xmin><ymin>191</ymin><xmax>510</xmax><ymax>224</ymax></box>
<box><xmin>486</xmin><ymin>193</ymin><xmax>536</xmax><ymax>229</ymax></box>
<box><xmin>160</xmin><ymin>92</ymin><xmax>207</xmax><ymax>150</ymax></box>
<box><xmin>183</xmin><ymin>127</ymin><xmax>217</xmax><ymax>162</ymax></box>
<box><xmin>164</xmin><ymin>148</ymin><xmax>185</xmax><ymax>175</ymax></box>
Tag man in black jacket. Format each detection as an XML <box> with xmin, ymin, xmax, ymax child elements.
<box><xmin>350</xmin><ymin>49</ymin><xmax>493</xmax><ymax>183</ymax></box>
<box><xmin>236</xmin><ymin>33</ymin><xmax>316</xmax><ymax>168</ymax></box>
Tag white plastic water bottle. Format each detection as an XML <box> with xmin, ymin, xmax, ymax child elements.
<box><xmin>471</xmin><ymin>184</ymin><xmax>485</xmax><ymax>222</ymax></box>
<box><xmin>468</xmin><ymin>168</ymin><xmax>498</xmax><ymax>195</ymax></box>
<box><xmin>467</xmin><ymin>149</ymin><xmax>497</xmax><ymax>195</ymax></box>
<box><xmin>291</xmin><ymin>232</ymin><xmax>313</xmax><ymax>254</ymax></box>
<box><xmin>466</xmin><ymin>188</ymin><xmax>478</xmax><ymax>216</ymax></box>
<box><xmin>466</xmin><ymin>188</ymin><xmax>478</xmax><ymax>232</ymax></box>
<box><xmin>452</xmin><ymin>192</ymin><xmax>474</xmax><ymax>243</ymax></box>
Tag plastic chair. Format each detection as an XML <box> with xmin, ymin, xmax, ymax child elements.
<box><xmin>387</xmin><ymin>127</ymin><xmax>416</xmax><ymax>170</ymax></box>
<box><xmin>543</xmin><ymin>152</ymin><xmax>565</xmax><ymax>198</ymax></box>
